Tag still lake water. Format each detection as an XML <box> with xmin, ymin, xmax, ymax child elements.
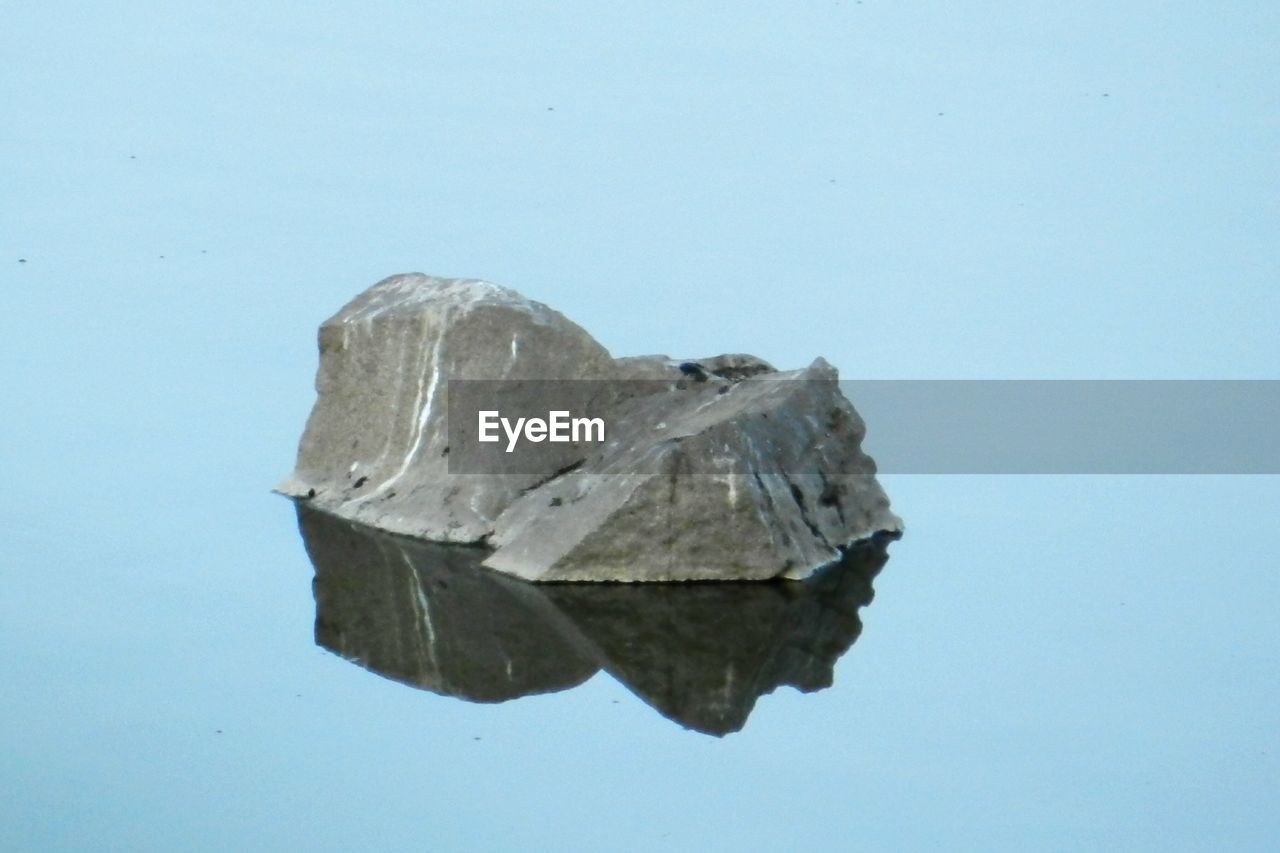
<box><xmin>5</xmin><ymin>432</ymin><xmax>1277</xmax><ymax>851</ymax></box>
<box><xmin>5</xmin><ymin>2</ymin><xmax>1278</xmax><ymax>850</ymax></box>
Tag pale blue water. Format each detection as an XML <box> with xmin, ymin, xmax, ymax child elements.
<box><xmin>4</xmin><ymin>3</ymin><xmax>1278</xmax><ymax>851</ymax></box>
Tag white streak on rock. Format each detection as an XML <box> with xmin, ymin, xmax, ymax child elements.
<box><xmin>388</xmin><ymin>332</ymin><xmax>444</xmax><ymax>485</ymax></box>
<box><xmin>353</xmin><ymin>323</ymin><xmax>444</xmax><ymax>504</ymax></box>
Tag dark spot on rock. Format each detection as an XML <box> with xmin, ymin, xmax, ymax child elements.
<box><xmin>819</xmin><ymin>482</ymin><xmax>841</xmax><ymax>506</ymax></box>
<box><xmin>441</xmin><ymin>445</ymin><xmax>450</xmax><ymax>456</ymax></box>
<box><xmin>550</xmin><ymin>497</ymin><xmax>563</xmax><ymax>507</ymax></box>
<box><xmin>352</xmin><ymin>476</ymin><xmax>368</xmax><ymax>488</ymax></box>
<box><xmin>789</xmin><ymin>482</ymin><xmax>806</xmax><ymax>508</ymax></box>
<box><xmin>306</xmin><ymin>488</ymin><xmax>316</xmax><ymax>499</ymax></box>
<box><xmin>678</xmin><ymin>362</ymin><xmax>708</xmax><ymax>382</ymax></box>
<box><xmin>717</xmin><ymin>385</ymin><xmax>730</xmax><ymax>395</ymax></box>
<box><xmin>706</xmin><ymin>357</ymin><xmax>776</xmax><ymax>381</ymax></box>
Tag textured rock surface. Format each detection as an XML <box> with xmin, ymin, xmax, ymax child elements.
<box><xmin>485</xmin><ymin>358</ymin><xmax>897</xmax><ymax>581</ymax></box>
<box><xmin>277</xmin><ymin>274</ymin><xmax>614</xmax><ymax>542</ymax></box>
<box><xmin>300</xmin><ymin>505</ymin><xmax>892</xmax><ymax>735</ymax></box>
<box><xmin>279</xmin><ymin>273</ymin><xmax>901</xmax><ymax>581</ymax></box>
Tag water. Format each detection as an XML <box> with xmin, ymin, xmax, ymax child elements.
<box><xmin>4</xmin><ymin>3</ymin><xmax>1278</xmax><ymax>850</ymax></box>
<box><xmin>5</xmin><ymin>471</ymin><xmax>1278</xmax><ymax>850</ymax></box>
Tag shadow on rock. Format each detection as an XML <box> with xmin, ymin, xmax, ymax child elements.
<box><xmin>297</xmin><ymin>504</ymin><xmax>894</xmax><ymax>736</ymax></box>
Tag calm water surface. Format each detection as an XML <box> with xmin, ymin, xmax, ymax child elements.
<box><xmin>5</xmin><ymin>451</ymin><xmax>1277</xmax><ymax>850</ymax></box>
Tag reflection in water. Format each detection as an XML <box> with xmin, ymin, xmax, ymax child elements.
<box><xmin>296</xmin><ymin>505</ymin><xmax>894</xmax><ymax>736</ymax></box>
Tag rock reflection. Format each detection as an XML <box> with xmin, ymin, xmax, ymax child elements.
<box><xmin>297</xmin><ymin>505</ymin><xmax>893</xmax><ymax>736</ymax></box>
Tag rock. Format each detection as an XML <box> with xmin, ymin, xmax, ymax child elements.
<box><xmin>298</xmin><ymin>505</ymin><xmax>893</xmax><ymax>735</ymax></box>
<box><xmin>484</xmin><ymin>358</ymin><xmax>898</xmax><ymax>581</ymax></box>
<box><xmin>277</xmin><ymin>274</ymin><xmax>615</xmax><ymax>542</ymax></box>
<box><xmin>279</xmin><ymin>273</ymin><xmax>901</xmax><ymax>581</ymax></box>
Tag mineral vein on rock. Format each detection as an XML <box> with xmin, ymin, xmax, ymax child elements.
<box><xmin>277</xmin><ymin>273</ymin><xmax>902</xmax><ymax>581</ymax></box>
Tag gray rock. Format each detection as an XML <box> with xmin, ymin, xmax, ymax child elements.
<box><xmin>277</xmin><ymin>274</ymin><xmax>615</xmax><ymax>542</ymax></box>
<box><xmin>279</xmin><ymin>273</ymin><xmax>901</xmax><ymax>581</ymax></box>
<box><xmin>485</xmin><ymin>358</ymin><xmax>898</xmax><ymax>580</ymax></box>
